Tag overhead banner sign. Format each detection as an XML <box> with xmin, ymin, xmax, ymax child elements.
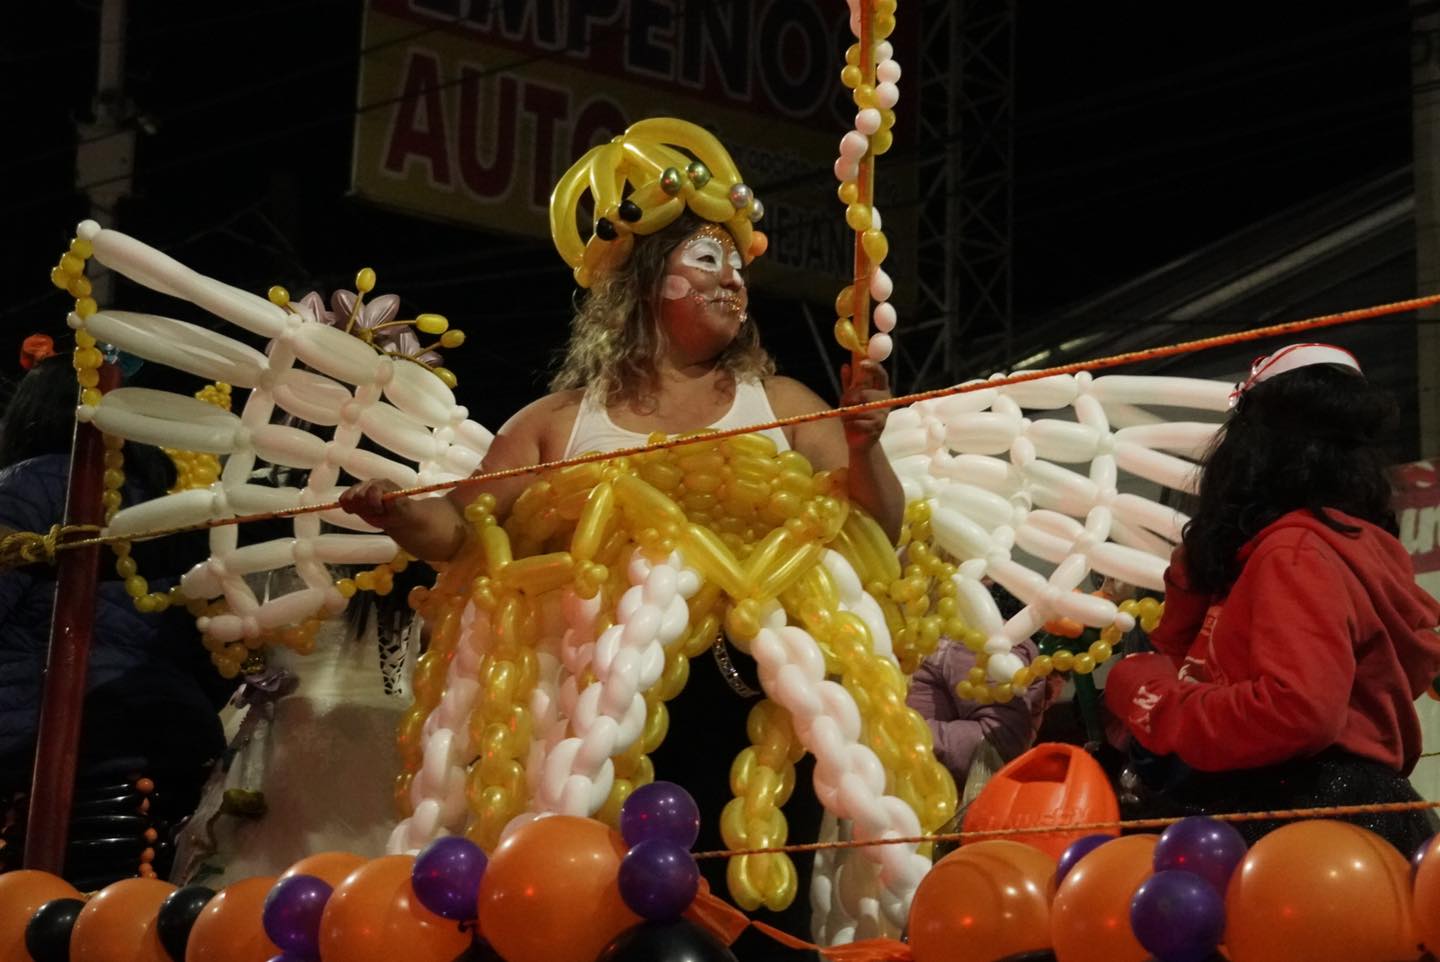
<box><xmin>1396</xmin><ymin>459</ymin><xmax>1440</xmax><ymax>597</ymax></box>
<box><xmin>351</xmin><ymin>0</ymin><xmax>913</xmax><ymax>302</ymax></box>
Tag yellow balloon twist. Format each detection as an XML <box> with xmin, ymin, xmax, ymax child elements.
<box><xmin>723</xmin><ymin>699</ymin><xmax>803</xmax><ymax>911</ymax></box>
<box><xmin>395</xmin><ymin>428</ymin><xmax>967</xmax><ymax>903</ymax></box>
<box><xmin>549</xmin><ymin>117</ymin><xmax>766</xmax><ymax>288</ymax></box>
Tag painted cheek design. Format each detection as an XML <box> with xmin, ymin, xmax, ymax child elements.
<box><xmin>661</xmin><ymin>274</ymin><xmax>693</xmax><ymax>300</ymax></box>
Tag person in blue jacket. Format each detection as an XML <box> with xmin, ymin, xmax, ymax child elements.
<box><xmin>0</xmin><ymin>354</ymin><xmax>229</xmax><ymax>874</ymax></box>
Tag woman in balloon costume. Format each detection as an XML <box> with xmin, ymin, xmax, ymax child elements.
<box><xmin>342</xmin><ymin>117</ymin><xmax>922</xmax><ymax>946</ymax></box>
<box><xmin>1104</xmin><ymin>344</ymin><xmax>1440</xmax><ymax>853</ymax></box>
<box><xmin>342</xmin><ymin>119</ymin><xmax>904</xmax><ymax>555</ymax></box>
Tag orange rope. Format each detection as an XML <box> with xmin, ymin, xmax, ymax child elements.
<box><xmin>47</xmin><ymin>290</ymin><xmax>1440</xmax><ymax>553</ymax></box>
<box><xmin>691</xmin><ymin>798</ymin><xmax>1440</xmax><ymax>859</ymax></box>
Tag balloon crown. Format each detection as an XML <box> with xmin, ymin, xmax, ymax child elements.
<box><xmin>549</xmin><ymin>117</ymin><xmax>767</xmax><ymax>289</ymax></box>
<box><xmin>266</xmin><ymin>270</ymin><xmax>466</xmax><ymax>388</ymax></box>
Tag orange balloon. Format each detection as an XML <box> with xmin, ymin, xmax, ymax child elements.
<box><xmin>71</xmin><ymin>877</ymin><xmax>175</xmax><ymax>962</ymax></box>
<box><xmin>1225</xmin><ymin>820</ymin><xmax>1418</xmax><ymax>962</ymax></box>
<box><xmin>185</xmin><ymin>876</ymin><xmax>280</xmax><ymax>962</ymax></box>
<box><xmin>318</xmin><ymin>854</ymin><xmax>471</xmax><ymax>962</ymax></box>
<box><xmin>1415</xmin><ymin>834</ymin><xmax>1440</xmax><ymax>953</ymax></box>
<box><xmin>0</xmin><ymin>870</ymin><xmax>82</xmax><ymax>961</ymax></box>
<box><xmin>963</xmin><ymin>744</ymin><xmax>1120</xmax><ymax>861</ymax></box>
<box><xmin>1050</xmin><ymin>833</ymin><xmax>1156</xmax><ymax>962</ymax></box>
<box><xmin>279</xmin><ymin>851</ymin><xmax>368</xmax><ymax>887</ymax></box>
<box><xmin>478</xmin><ymin>815</ymin><xmax>641</xmax><ymax>962</ymax></box>
<box><xmin>908</xmin><ymin>840</ymin><xmax>1057</xmax><ymax>962</ymax></box>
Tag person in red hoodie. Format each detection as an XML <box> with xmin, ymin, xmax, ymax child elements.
<box><xmin>1103</xmin><ymin>343</ymin><xmax>1440</xmax><ymax>853</ymax></box>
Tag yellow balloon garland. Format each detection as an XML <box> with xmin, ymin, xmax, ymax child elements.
<box><xmin>405</xmin><ymin>432</ymin><xmax>960</xmax><ymax>909</ymax></box>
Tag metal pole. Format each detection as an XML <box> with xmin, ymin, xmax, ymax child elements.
<box><xmin>24</xmin><ymin>364</ymin><xmax>120</xmax><ymax>872</ymax></box>
<box><xmin>78</xmin><ymin>0</ymin><xmax>132</xmax><ymax>306</ymax></box>
<box><xmin>1413</xmin><ymin>0</ymin><xmax>1440</xmax><ymax>457</ymax></box>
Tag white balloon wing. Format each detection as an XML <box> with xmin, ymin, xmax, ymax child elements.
<box><xmin>71</xmin><ymin>220</ymin><xmax>492</xmax><ymax>651</ymax></box>
<box><xmin>883</xmin><ymin>370</ymin><xmax>1229</xmax><ymax>685</ymax></box>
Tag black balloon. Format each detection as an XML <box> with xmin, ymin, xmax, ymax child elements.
<box><xmin>25</xmin><ymin>898</ymin><xmax>85</xmax><ymax>962</ymax></box>
<box><xmin>595</xmin><ymin>920</ymin><xmax>738</xmax><ymax>962</ymax></box>
<box><xmin>453</xmin><ymin>940</ymin><xmax>508</xmax><ymax>962</ymax></box>
<box><xmin>994</xmin><ymin>953</ymin><xmax>1058</xmax><ymax>962</ymax></box>
<box><xmin>156</xmin><ymin>884</ymin><xmax>216</xmax><ymax>962</ymax></box>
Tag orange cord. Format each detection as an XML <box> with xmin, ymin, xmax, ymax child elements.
<box><xmin>46</xmin><ymin>289</ymin><xmax>1440</xmax><ymax>554</ymax></box>
<box><xmin>691</xmin><ymin>798</ymin><xmax>1440</xmax><ymax>859</ymax></box>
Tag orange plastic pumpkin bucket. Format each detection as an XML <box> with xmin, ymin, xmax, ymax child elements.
<box><xmin>961</xmin><ymin>743</ymin><xmax>1119</xmax><ymax>860</ymax></box>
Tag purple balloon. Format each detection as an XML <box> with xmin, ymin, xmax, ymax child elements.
<box><xmin>1055</xmin><ymin>834</ymin><xmax>1114</xmax><ymax>884</ymax></box>
<box><xmin>261</xmin><ymin>874</ymin><xmax>332</xmax><ymax>957</ymax></box>
<box><xmin>619</xmin><ymin>781</ymin><xmax>701</xmax><ymax>849</ymax></box>
<box><xmin>1130</xmin><ymin>869</ymin><xmax>1224</xmax><ymax>962</ymax></box>
<box><xmin>1153</xmin><ymin>816</ymin><xmax>1247</xmax><ymax>893</ymax></box>
<box><xmin>617</xmin><ymin>838</ymin><xmax>701</xmax><ymax>920</ymax></box>
<box><xmin>412</xmin><ymin>836</ymin><xmax>488</xmax><ymax>921</ymax></box>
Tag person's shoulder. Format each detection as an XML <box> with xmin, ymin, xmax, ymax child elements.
<box><xmin>762</xmin><ymin>376</ymin><xmax>828</xmax><ymax>415</ymax></box>
<box><xmin>521</xmin><ymin>389</ymin><xmax>586</xmax><ymax>417</ymax></box>
<box><xmin>496</xmin><ymin>389</ymin><xmax>587</xmax><ymax>458</ymax></box>
<box><xmin>0</xmin><ymin>455</ymin><xmax>69</xmax><ymax>527</ymax></box>
<box><xmin>1240</xmin><ymin>514</ymin><xmax>1353</xmax><ymax>581</ymax></box>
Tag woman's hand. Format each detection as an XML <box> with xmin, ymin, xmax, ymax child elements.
<box><xmin>338</xmin><ymin>478</ymin><xmax>405</xmax><ymax>530</ymax></box>
<box><xmin>339</xmin><ymin>477</ymin><xmax>468</xmax><ymax>562</ymax></box>
<box><xmin>840</xmin><ymin>360</ymin><xmax>891</xmax><ymax>449</ymax></box>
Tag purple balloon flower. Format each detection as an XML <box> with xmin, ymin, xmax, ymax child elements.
<box><xmin>1055</xmin><ymin>834</ymin><xmax>1114</xmax><ymax>884</ymax></box>
<box><xmin>1130</xmin><ymin>869</ymin><xmax>1225</xmax><ymax>962</ymax></box>
<box><xmin>617</xmin><ymin>839</ymin><xmax>701</xmax><ymax>920</ymax></box>
<box><xmin>261</xmin><ymin>874</ymin><xmax>332</xmax><ymax>957</ymax></box>
<box><xmin>1153</xmin><ymin>816</ymin><xmax>1247</xmax><ymax>893</ymax></box>
<box><xmin>620</xmin><ymin>781</ymin><xmax>701</xmax><ymax>849</ymax></box>
<box><xmin>412</xmin><ymin>836</ymin><xmax>488</xmax><ymax>921</ymax></box>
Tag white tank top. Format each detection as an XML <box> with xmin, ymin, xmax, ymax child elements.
<box><xmin>563</xmin><ymin>378</ymin><xmax>791</xmax><ymax>458</ymax></box>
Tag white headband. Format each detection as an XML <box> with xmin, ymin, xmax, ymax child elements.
<box><xmin>1228</xmin><ymin>343</ymin><xmax>1362</xmax><ymax>407</ymax></box>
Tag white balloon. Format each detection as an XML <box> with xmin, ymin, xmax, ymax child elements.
<box><xmin>1114</xmin><ymin>441</ymin><xmax>1201</xmax><ymax>493</ymax></box>
<box><xmin>272</xmin><ymin>368</ymin><xmax>353</xmax><ymax>426</ymax></box>
<box><xmin>999</xmin><ymin>374</ymin><xmax>1077</xmax><ymax>410</ymax></box>
<box><xmin>1089</xmin><ymin>375</ymin><xmax>1232</xmax><ymax>411</ymax></box>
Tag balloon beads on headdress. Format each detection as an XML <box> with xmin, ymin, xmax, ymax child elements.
<box><xmin>549</xmin><ymin>117</ymin><xmax>767</xmax><ymax>288</ymax></box>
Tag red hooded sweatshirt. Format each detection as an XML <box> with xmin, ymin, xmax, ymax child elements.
<box><xmin>1103</xmin><ymin>509</ymin><xmax>1440</xmax><ymax>774</ymax></box>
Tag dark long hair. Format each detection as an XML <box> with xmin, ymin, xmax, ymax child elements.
<box><xmin>0</xmin><ymin>354</ymin><xmax>173</xmax><ymax>496</ymax></box>
<box><xmin>1181</xmin><ymin>363</ymin><xmax>1399</xmax><ymax>595</ymax></box>
<box><xmin>549</xmin><ymin>211</ymin><xmax>774</xmax><ymax>405</ymax></box>
<box><xmin>0</xmin><ymin>354</ymin><xmax>79</xmax><ymax>469</ymax></box>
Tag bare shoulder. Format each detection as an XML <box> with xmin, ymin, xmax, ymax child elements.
<box><xmin>508</xmin><ymin>388</ymin><xmax>585</xmax><ymax>424</ymax></box>
<box><xmin>763</xmin><ymin>375</ymin><xmax>832</xmax><ymax>416</ymax></box>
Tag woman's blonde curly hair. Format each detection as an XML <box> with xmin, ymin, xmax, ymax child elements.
<box><xmin>550</xmin><ymin>213</ymin><xmax>774</xmax><ymax>407</ymax></box>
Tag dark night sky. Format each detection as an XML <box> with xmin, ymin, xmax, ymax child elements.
<box><xmin>0</xmin><ymin>1</ymin><xmax>1416</xmax><ymax>429</ymax></box>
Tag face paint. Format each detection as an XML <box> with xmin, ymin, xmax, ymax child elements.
<box><xmin>677</xmin><ymin>233</ymin><xmax>728</xmax><ymax>274</ymax></box>
<box><xmin>657</xmin><ymin>225</ymin><xmax>750</xmax><ymax>356</ymax></box>
<box><xmin>661</xmin><ymin>275</ymin><xmax>693</xmax><ymax>300</ymax></box>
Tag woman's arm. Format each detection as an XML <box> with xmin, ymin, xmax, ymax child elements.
<box><xmin>767</xmin><ymin>365</ymin><xmax>906</xmax><ymax>541</ymax></box>
<box><xmin>1146</xmin><ymin>549</ymin><xmax>1210</xmax><ymax>659</ymax></box>
<box><xmin>339</xmin><ymin>392</ymin><xmax>580</xmax><ymax>563</ymax></box>
<box><xmin>1103</xmin><ymin>535</ymin><xmax>1354</xmax><ymax>771</ymax></box>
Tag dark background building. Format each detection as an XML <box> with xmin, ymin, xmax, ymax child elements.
<box><xmin>1</xmin><ymin>1</ymin><xmax>1429</xmax><ymax>454</ymax></box>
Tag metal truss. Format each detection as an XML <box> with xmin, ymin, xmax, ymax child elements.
<box><xmin>891</xmin><ymin>0</ymin><xmax>1015</xmax><ymax>392</ymax></box>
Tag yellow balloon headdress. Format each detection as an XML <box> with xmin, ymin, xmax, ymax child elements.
<box><xmin>549</xmin><ymin>118</ymin><xmax>768</xmax><ymax>288</ymax></box>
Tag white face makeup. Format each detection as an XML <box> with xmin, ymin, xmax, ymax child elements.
<box><xmin>676</xmin><ymin>233</ymin><xmax>745</xmax><ymax>276</ymax></box>
<box><xmin>662</xmin><ymin>230</ymin><xmax>746</xmax><ymax>302</ymax></box>
<box><xmin>657</xmin><ymin>225</ymin><xmax>749</xmax><ymax>356</ymax></box>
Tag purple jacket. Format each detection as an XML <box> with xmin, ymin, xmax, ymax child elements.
<box><xmin>906</xmin><ymin>638</ymin><xmax>1052</xmax><ymax>782</ymax></box>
